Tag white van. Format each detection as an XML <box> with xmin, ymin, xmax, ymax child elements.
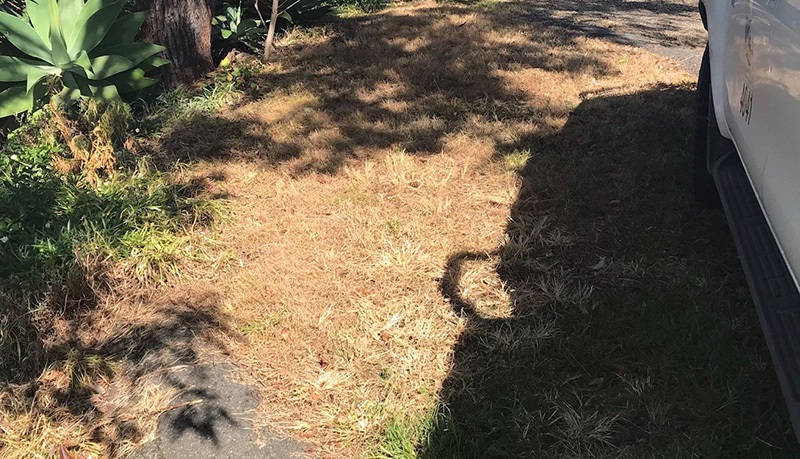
<box><xmin>695</xmin><ymin>0</ymin><xmax>800</xmax><ymax>439</ymax></box>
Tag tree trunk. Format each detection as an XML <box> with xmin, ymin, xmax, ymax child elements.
<box><xmin>133</xmin><ymin>0</ymin><xmax>215</xmax><ymax>88</ymax></box>
<box><xmin>263</xmin><ymin>0</ymin><xmax>279</xmax><ymax>61</ymax></box>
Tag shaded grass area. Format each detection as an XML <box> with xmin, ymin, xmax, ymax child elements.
<box><xmin>131</xmin><ymin>0</ymin><xmax>800</xmax><ymax>456</ymax></box>
<box><xmin>149</xmin><ymin>1</ymin><xmax>614</xmax><ymax>173</ymax></box>
<box><xmin>413</xmin><ymin>87</ymin><xmax>798</xmax><ymax>458</ymax></box>
<box><xmin>1</xmin><ymin>0</ymin><xmax>787</xmax><ymax>457</ymax></box>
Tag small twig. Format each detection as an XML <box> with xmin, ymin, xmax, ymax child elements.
<box><xmin>253</xmin><ymin>0</ymin><xmax>266</xmax><ymax>26</ymax></box>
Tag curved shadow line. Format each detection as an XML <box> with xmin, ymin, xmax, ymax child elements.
<box><xmin>439</xmin><ymin>251</ymin><xmax>498</xmax><ymax>320</ymax></box>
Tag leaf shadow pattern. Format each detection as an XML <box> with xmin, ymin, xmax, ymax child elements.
<box><xmin>150</xmin><ymin>2</ymin><xmax>615</xmax><ymax>176</ymax></box>
<box><xmin>0</xmin><ymin>279</ymin><xmax>237</xmax><ymax>457</ymax></box>
<box><xmin>422</xmin><ymin>86</ymin><xmax>800</xmax><ymax>458</ymax></box>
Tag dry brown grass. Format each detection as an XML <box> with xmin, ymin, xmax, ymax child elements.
<box><xmin>4</xmin><ymin>0</ymin><xmax>742</xmax><ymax>457</ymax></box>
<box><xmin>0</xmin><ymin>276</ymin><xmax>233</xmax><ymax>458</ymax></box>
<box><xmin>145</xmin><ymin>1</ymin><xmax>694</xmax><ymax>456</ymax></box>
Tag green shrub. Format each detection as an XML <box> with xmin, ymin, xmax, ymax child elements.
<box><xmin>276</xmin><ymin>0</ymin><xmax>333</xmax><ymax>24</ymax></box>
<box><xmin>0</xmin><ymin>106</ymin><xmax>220</xmax><ymax>286</ymax></box>
<box><xmin>0</xmin><ymin>0</ymin><xmax>168</xmax><ymax>118</ymax></box>
<box><xmin>212</xmin><ymin>1</ymin><xmax>267</xmax><ymax>55</ymax></box>
<box><xmin>211</xmin><ymin>0</ymin><xmax>331</xmax><ymax>59</ymax></box>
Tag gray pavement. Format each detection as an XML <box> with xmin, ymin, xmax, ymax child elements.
<box><xmin>526</xmin><ymin>0</ymin><xmax>706</xmax><ymax>73</ymax></box>
<box><xmin>132</xmin><ymin>364</ymin><xmax>303</xmax><ymax>459</ymax></box>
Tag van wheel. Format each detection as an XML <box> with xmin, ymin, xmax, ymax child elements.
<box><xmin>692</xmin><ymin>46</ymin><xmax>722</xmax><ymax>208</ymax></box>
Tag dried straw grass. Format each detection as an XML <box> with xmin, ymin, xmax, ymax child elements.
<box><xmin>1</xmin><ymin>0</ymin><xmax>697</xmax><ymax>456</ymax></box>
<box><xmin>168</xmin><ymin>2</ymin><xmax>693</xmax><ymax>453</ymax></box>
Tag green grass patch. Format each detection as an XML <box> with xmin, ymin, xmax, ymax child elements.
<box><xmin>135</xmin><ymin>80</ymin><xmax>244</xmax><ymax>137</ymax></box>
<box><xmin>329</xmin><ymin>0</ymin><xmax>389</xmax><ymax>15</ymax></box>
<box><xmin>0</xmin><ymin>152</ymin><xmax>217</xmax><ymax>285</ymax></box>
<box><xmin>370</xmin><ymin>407</ymin><xmax>462</xmax><ymax>459</ymax></box>
<box><xmin>0</xmin><ymin>107</ymin><xmax>222</xmax><ymax>379</ymax></box>
<box><xmin>502</xmin><ymin>149</ymin><xmax>531</xmax><ymax>171</ymax></box>
<box><xmin>240</xmin><ymin>308</ymin><xmax>289</xmax><ymax>335</ymax></box>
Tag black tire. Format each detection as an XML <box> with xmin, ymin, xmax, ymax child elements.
<box><xmin>692</xmin><ymin>46</ymin><xmax>722</xmax><ymax>208</ymax></box>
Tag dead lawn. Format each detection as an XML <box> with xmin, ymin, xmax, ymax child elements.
<box><xmin>4</xmin><ymin>0</ymin><xmax>799</xmax><ymax>457</ymax></box>
<box><xmin>161</xmin><ymin>1</ymin><xmax>709</xmax><ymax>456</ymax></box>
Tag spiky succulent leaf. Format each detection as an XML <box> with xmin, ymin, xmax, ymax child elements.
<box><xmin>0</xmin><ymin>56</ymin><xmax>39</xmax><ymax>81</ymax></box>
<box><xmin>25</xmin><ymin>65</ymin><xmax>58</xmax><ymax>92</ymax></box>
<box><xmin>26</xmin><ymin>0</ymin><xmax>51</xmax><ymax>44</ymax></box>
<box><xmin>0</xmin><ymin>11</ymin><xmax>52</xmax><ymax>62</ymax></box>
<box><xmin>89</xmin><ymin>54</ymin><xmax>135</xmax><ymax>79</ymax></box>
<box><xmin>0</xmin><ymin>84</ymin><xmax>30</xmax><ymax>117</ymax></box>
<box><xmin>139</xmin><ymin>55</ymin><xmax>169</xmax><ymax>70</ymax></box>
<box><xmin>87</xmin><ymin>80</ymin><xmax>119</xmax><ymax>100</ymax></box>
<box><xmin>56</xmin><ymin>72</ymin><xmax>81</xmax><ymax>105</ymax></box>
<box><xmin>92</xmin><ymin>10</ymin><xmax>147</xmax><ymax>53</ymax></box>
<box><xmin>67</xmin><ymin>0</ymin><xmax>125</xmax><ymax>55</ymax></box>
<box><xmin>100</xmin><ymin>43</ymin><xmax>164</xmax><ymax>67</ymax></box>
<box><xmin>57</xmin><ymin>0</ymin><xmax>85</xmax><ymax>41</ymax></box>
<box><xmin>48</xmin><ymin>0</ymin><xmax>73</xmax><ymax>67</ymax></box>
<box><xmin>108</xmin><ymin>67</ymin><xmax>156</xmax><ymax>92</ymax></box>
<box><xmin>0</xmin><ymin>0</ymin><xmax>167</xmax><ymax>117</ymax></box>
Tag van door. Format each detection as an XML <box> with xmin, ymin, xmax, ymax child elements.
<box><xmin>723</xmin><ymin>0</ymin><xmax>775</xmax><ymax>193</ymax></box>
<box><xmin>758</xmin><ymin>0</ymin><xmax>800</xmax><ymax>282</ymax></box>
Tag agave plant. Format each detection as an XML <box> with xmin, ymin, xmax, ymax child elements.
<box><xmin>0</xmin><ymin>0</ymin><xmax>168</xmax><ymax>118</ymax></box>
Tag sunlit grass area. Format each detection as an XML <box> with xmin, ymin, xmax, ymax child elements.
<box><xmin>138</xmin><ymin>1</ymin><xmax>797</xmax><ymax>457</ymax></box>
<box><xmin>3</xmin><ymin>0</ymin><xmax>797</xmax><ymax>457</ymax></box>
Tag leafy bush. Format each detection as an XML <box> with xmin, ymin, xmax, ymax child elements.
<box><xmin>275</xmin><ymin>0</ymin><xmax>333</xmax><ymax>24</ymax></box>
<box><xmin>212</xmin><ymin>1</ymin><xmax>266</xmax><ymax>54</ymax></box>
<box><xmin>212</xmin><ymin>0</ymin><xmax>331</xmax><ymax>58</ymax></box>
<box><xmin>0</xmin><ymin>0</ymin><xmax>168</xmax><ymax>118</ymax></box>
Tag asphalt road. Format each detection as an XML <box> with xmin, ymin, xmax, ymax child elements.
<box><xmin>527</xmin><ymin>0</ymin><xmax>706</xmax><ymax>73</ymax></box>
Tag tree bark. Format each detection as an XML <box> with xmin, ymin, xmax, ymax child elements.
<box><xmin>133</xmin><ymin>0</ymin><xmax>215</xmax><ymax>88</ymax></box>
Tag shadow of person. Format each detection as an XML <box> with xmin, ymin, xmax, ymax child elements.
<box><xmin>420</xmin><ymin>85</ymin><xmax>800</xmax><ymax>458</ymax></box>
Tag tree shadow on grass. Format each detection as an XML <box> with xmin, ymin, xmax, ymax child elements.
<box><xmin>1</xmin><ymin>282</ymin><xmax>237</xmax><ymax>456</ymax></box>
<box><xmin>150</xmin><ymin>2</ymin><xmax>614</xmax><ymax>175</ymax></box>
<box><xmin>422</xmin><ymin>86</ymin><xmax>800</xmax><ymax>458</ymax></box>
